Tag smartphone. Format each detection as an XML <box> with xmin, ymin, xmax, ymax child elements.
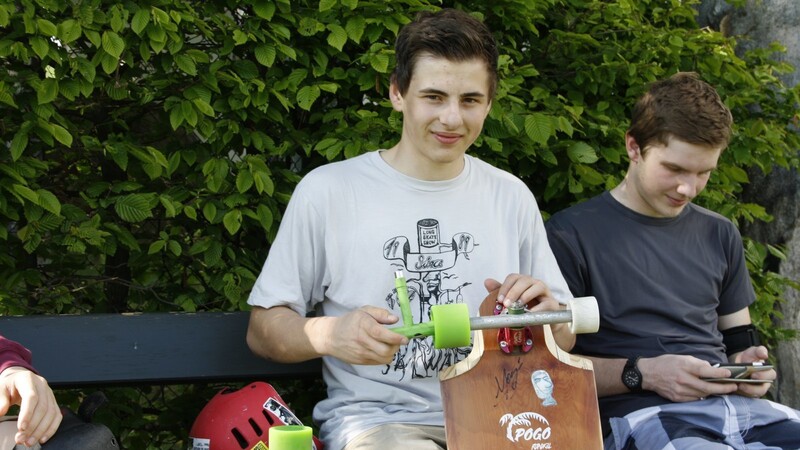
<box><xmin>703</xmin><ymin>362</ymin><xmax>774</xmax><ymax>383</ymax></box>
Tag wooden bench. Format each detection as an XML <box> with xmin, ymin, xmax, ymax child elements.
<box><xmin>1</xmin><ymin>311</ymin><xmax>322</xmax><ymax>388</ymax></box>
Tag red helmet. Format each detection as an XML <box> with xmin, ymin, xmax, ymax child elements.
<box><xmin>189</xmin><ymin>382</ymin><xmax>324</xmax><ymax>450</ymax></box>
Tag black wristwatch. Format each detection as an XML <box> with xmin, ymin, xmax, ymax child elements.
<box><xmin>621</xmin><ymin>357</ymin><xmax>643</xmax><ymax>392</ymax></box>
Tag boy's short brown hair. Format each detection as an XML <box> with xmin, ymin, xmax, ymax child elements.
<box><xmin>391</xmin><ymin>9</ymin><xmax>499</xmax><ymax>100</ymax></box>
<box><xmin>628</xmin><ymin>72</ymin><xmax>733</xmax><ymax>153</ymax></box>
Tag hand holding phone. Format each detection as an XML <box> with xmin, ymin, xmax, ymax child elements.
<box><xmin>703</xmin><ymin>362</ymin><xmax>774</xmax><ymax>384</ymax></box>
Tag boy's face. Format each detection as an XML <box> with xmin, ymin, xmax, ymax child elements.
<box><xmin>624</xmin><ymin>134</ymin><xmax>722</xmax><ymax>218</ymax></box>
<box><xmin>389</xmin><ymin>54</ymin><xmax>492</xmax><ymax>180</ymax></box>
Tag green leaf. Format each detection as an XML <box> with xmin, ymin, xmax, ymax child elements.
<box><xmin>204</xmin><ymin>240</ymin><xmax>222</xmax><ymax>267</ymax></box>
<box><xmin>30</xmin><ymin>36</ymin><xmax>50</xmax><ymax>59</ymax></box>
<box><xmin>327</xmin><ymin>24</ymin><xmax>348</xmax><ymax>51</ymax></box>
<box><xmin>132</xmin><ymin>8</ymin><xmax>150</xmax><ymax>35</ymax></box>
<box><xmin>105</xmin><ymin>144</ymin><xmax>129</xmax><ymax>170</ymax></box>
<box><xmin>575</xmin><ymin>164</ymin><xmax>605</xmax><ymax>186</ymax></box>
<box><xmin>298</xmin><ymin>17</ymin><xmax>321</xmax><ymax>36</ymax></box>
<box><xmin>12</xmin><ymin>184</ymin><xmax>39</xmax><ymax>204</ymax></box>
<box><xmin>10</xmin><ymin>129</ymin><xmax>29</xmax><ymax>161</ymax></box>
<box><xmin>254</xmin><ymin>44</ymin><xmax>276</xmax><ymax>67</ymax></box>
<box><xmin>100</xmin><ymin>52</ymin><xmax>119</xmax><ymax>74</ymax></box>
<box><xmin>370</xmin><ymin>53</ymin><xmax>389</xmax><ymax>73</ymax></box>
<box><xmin>567</xmin><ymin>141</ymin><xmax>599</xmax><ymax>164</ymax></box>
<box><xmin>277</xmin><ymin>43</ymin><xmax>296</xmax><ymax>60</ymax></box>
<box><xmin>36</xmin><ymin>18</ymin><xmax>57</xmax><ymax>36</ymax></box>
<box><xmin>223</xmin><ymin>209</ymin><xmax>242</xmax><ymax>235</ymax></box>
<box><xmin>287</xmin><ymin>68</ymin><xmax>309</xmax><ymax>87</ymax></box>
<box><xmin>151</xmin><ymin>7</ymin><xmax>170</xmax><ymax>25</ymax></box>
<box><xmin>85</xmin><ymin>30</ymin><xmax>101</xmax><ymax>47</ymax></box>
<box><xmin>148</xmin><ymin>240</ymin><xmax>166</xmax><ymax>254</ymax></box>
<box><xmin>345</xmin><ymin>16</ymin><xmax>365</xmax><ymax>42</ymax></box>
<box><xmin>0</xmin><ymin>86</ymin><xmax>17</xmax><ymax>107</ymax></box>
<box><xmin>192</xmin><ymin>98</ymin><xmax>214</xmax><ymax>117</ymax></box>
<box><xmin>36</xmin><ymin>189</ymin><xmax>61</xmax><ymax>215</ymax></box>
<box><xmin>233</xmin><ymin>60</ymin><xmax>259</xmax><ymax>80</ymax></box>
<box><xmin>524</xmin><ymin>113</ymin><xmax>555</xmax><ymax>145</ymax></box>
<box><xmin>181</xmin><ymin>100</ymin><xmax>197</xmax><ymax>126</ymax></box>
<box><xmin>174</xmin><ymin>54</ymin><xmax>197</xmax><ymax>75</ymax></box>
<box><xmin>159</xmin><ymin>196</ymin><xmax>177</xmax><ymax>218</ymax></box>
<box><xmin>106</xmin><ymin>223</ymin><xmax>141</xmax><ymax>252</ymax></box>
<box><xmin>37</xmin><ymin>79</ymin><xmax>59</xmax><ymax>105</ymax></box>
<box><xmin>184</xmin><ymin>205</ymin><xmax>197</xmax><ymax>220</ymax></box>
<box><xmin>59</xmin><ymin>80</ymin><xmax>80</xmax><ymax>101</ymax></box>
<box><xmin>538</xmin><ymin>148</ymin><xmax>558</xmax><ymax>166</ymax></box>
<box><xmin>168</xmin><ymin>240</ymin><xmax>182</xmax><ymax>256</ymax></box>
<box><xmin>253</xmin><ymin>0</ymin><xmax>276</xmax><ymax>20</ymax></box>
<box><xmin>236</xmin><ymin>171</ymin><xmax>254</xmax><ymax>193</ymax></box>
<box><xmin>102</xmin><ymin>31</ymin><xmax>125</xmax><ymax>58</ymax></box>
<box><xmin>203</xmin><ymin>202</ymin><xmax>217</xmax><ymax>222</ymax></box>
<box><xmin>253</xmin><ymin>171</ymin><xmax>274</xmax><ymax>195</ymax></box>
<box><xmin>257</xmin><ymin>204</ymin><xmax>274</xmax><ymax>232</ymax></box>
<box><xmin>51</xmin><ymin>124</ymin><xmax>73</xmax><ymax>147</ymax></box>
<box><xmin>178</xmin><ymin>297</ymin><xmax>196</xmax><ymax>312</ymax></box>
<box><xmin>723</xmin><ymin>165</ymin><xmax>749</xmax><ymax>183</ymax></box>
<box><xmin>319</xmin><ymin>0</ymin><xmax>337</xmax><ymax>12</ymax></box>
<box><xmin>297</xmin><ymin>85</ymin><xmax>320</xmax><ymax>111</ymax></box>
<box><xmin>76</xmin><ymin>57</ymin><xmax>96</xmax><ymax>83</ymax></box>
<box><xmin>169</xmin><ymin>105</ymin><xmax>184</xmax><ymax>130</ymax></box>
<box><xmin>233</xmin><ymin>29</ymin><xmax>248</xmax><ymax>45</ymax></box>
<box><xmin>115</xmin><ymin>194</ymin><xmax>154</xmax><ymax>222</ymax></box>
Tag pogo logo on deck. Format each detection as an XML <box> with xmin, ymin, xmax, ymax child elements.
<box><xmin>499</xmin><ymin>412</ymin><xmax>553</xmax><ymax>449</ymax></box>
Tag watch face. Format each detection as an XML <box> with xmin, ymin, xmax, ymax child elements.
<box><xmin>623</xmin><ymin>369</ymin><xmax>640</xmax><ymax>388</ymax></box>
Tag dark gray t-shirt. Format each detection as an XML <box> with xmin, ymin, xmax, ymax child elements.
<box><xmin>545</xmin><ymin>191</ymin><xmax>755</xmax><ymax>427</ymax></box>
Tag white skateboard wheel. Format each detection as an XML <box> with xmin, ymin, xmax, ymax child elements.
<box><xmin>567</xmin><ymin>296</ymin><xmax>600</xmax><ymax>334</ymax></box>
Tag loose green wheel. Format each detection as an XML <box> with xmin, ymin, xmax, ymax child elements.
<box><xmin>430</xmin><ymin>303</ymin><xmax>471</xmax><ymax>349</ymax></box>
<box><xmin>268</xmin><ymin>425</ymin><xmax>312</xmax><ymax>450</ymax></box>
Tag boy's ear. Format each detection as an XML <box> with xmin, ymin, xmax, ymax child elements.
<box><xmin>389</xmin><ymin>82</ymin><xmax>404</xmax><ymax>111</ymax></box>
<box><xmin>625</xmin><ymin>133</ymin><xmax>641</xmax><ymax>162</ymax></box>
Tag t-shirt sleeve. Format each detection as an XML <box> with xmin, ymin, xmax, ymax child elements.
<box><xmin>529</xmin><ymin>207</ymin><xmax>575</xmax><ymax>303</ymax></box>
<box><xmin>716</xmin><ymin>224</ymin><xmax>756</xmax><ymax>316</ymax></box>
<box><xmin>247</xmin><ymin>179</ymin><xmax>328</xmax><ymax>316</ymax></box>
<box><xmin>0</xmin><ymin>335</ymin><xmax>37</xmax><ymax>374</ymax></box>
<box><xmin>544</xmin><ymin>216</ymin><xmax>589</xmax><ymax>299</ymax></box>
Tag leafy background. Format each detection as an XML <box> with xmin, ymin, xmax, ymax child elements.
<box><xmin>1</xmin><ymin>0</ymin><xmax>798</xmax><ymax>447</ymax></box>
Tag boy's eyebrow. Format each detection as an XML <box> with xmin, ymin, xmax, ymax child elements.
<box><xmin>662</xmin><ymin>161</ymin><xmax>718</xmax><ymax>172</ymax></box>
<box><xmin>418</xmin><ymin>87</ymin><xmax>487</xmax><ymax>99</ymax></box>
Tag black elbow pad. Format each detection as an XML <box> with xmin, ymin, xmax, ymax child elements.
<box><xmin>722</xmin><ymin>324</ymin><xmax>761</xmax><ymax>356</ymax></box>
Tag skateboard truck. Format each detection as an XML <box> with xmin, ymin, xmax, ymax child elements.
<box><xmin>497</xmin><ymin>301</ymin><xmax>533</xmax><ymax>354</ymax></box>
<box><xmin>390</xmin><ymin>271</ymin><xmax>599</xmax><ymax>349</ymax></box>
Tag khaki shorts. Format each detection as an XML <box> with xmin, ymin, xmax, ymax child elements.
<box><xmin>0</xmin><ymin>418</ymin><xmax>40</xmax><ymax>450</ymax></box>
<box><xmin>344</xmin><ymin>423</ymin><xmax>447</xmax><ymax>450</ymax></box>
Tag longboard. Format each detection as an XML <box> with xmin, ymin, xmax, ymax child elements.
<box><xmin>440</xmin><ymin>291</ymin><xmax>603</xmax><ymax>449</ymax></box>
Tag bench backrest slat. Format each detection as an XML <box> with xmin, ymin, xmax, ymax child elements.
<box><xmin>1</xmin><ymin>311</ymin><xmax>321</xmax><ymax>388</ymax></box>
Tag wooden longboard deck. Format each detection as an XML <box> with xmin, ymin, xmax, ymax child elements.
<box><xmin>440</xmin><ymin>292</ymin><xmax>603</xmax><ymax>449</ymax></box>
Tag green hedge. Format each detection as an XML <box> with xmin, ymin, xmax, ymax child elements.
<box><xmin>2</xmin><ymin>0</ymin><xmax>798</xmax><ymax>447</ymax></box>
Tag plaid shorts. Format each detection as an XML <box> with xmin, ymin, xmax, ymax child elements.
<box><xmin>606</xmin><ymin>395</ymin><xmax>800</xmax><ymax>449</ymax></box>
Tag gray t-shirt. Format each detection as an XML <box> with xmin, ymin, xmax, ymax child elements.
<box><xmin>249</xmin><ymin>151</ymin><xmax>572</xmax><ymax>449</ymax></box>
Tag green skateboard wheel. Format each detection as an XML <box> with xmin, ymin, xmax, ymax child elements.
<box><xmin>268</xmin><ymin>425</ymin><xmax>312</xmax><ymax>449</ymax></box>
<box><xmin>431</xmin><ymin>303</ymin><xmax>471</xmax><ymax>349</ymax></box>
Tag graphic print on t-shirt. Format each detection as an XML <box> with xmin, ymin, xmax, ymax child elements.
<box><xmin>382</xmin><ymin>218</ymin><xmax>476</xmax><ymax>380</ymax></box>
